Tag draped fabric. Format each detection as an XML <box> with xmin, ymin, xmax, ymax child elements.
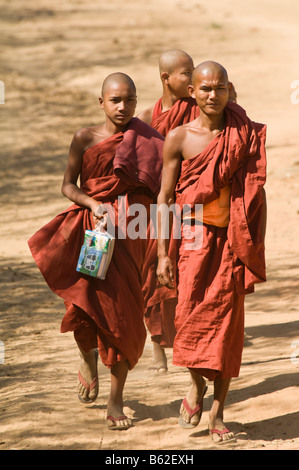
<box><xmin>150</xmin><ymin>97</ymin><xmax>199</xmax><ymax>136</ymax></box>
<box><xmin>28</xmin><ymin>119</ymin><xmax>164</xmax><ymax>370</ymax></box>
<box><xmin>173</xmin><ymin>101</ymin><xmax>267</xmax><ymax>379</ymax></box>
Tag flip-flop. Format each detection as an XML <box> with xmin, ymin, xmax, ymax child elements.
<box><xmin>178</xmin><ymin>385</ymin><xmax>208</xmax><ymax>429</ymax></box>
<box><xmin>107</xmin><ymin>415</ymin><xmax>133</xmax><ymax>431</ymax></box>
<box><xmin>77</xmin><ymin>349</ymin><xmax>99</xmax><ymax>404</ymax></box>
<box><xmin>209</xmin><ymin>427</ymin><xmax>236</xmax><ymax>444</ymax></box>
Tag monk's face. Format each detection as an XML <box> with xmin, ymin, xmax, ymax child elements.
<box><xmin>100</xmin><ymin>81</ymin><xmax>137</xmax><ymax>128</ymax></box>
<box><xmin>166</xmin><ymin>58</ymin><xmax>194</xmax><ymax>98</ymax></box>
<box><xmin>189</xmin><ymin>68</ymin><xmax>230</xmax><ymax>115</ymax></box>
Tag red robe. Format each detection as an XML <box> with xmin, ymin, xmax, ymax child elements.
<box><xmin>150</xmin><ymin>97</ymin><xmax>199</xmax><ymax>136</ymax></box>
<box><xmin>173</xmin><ymin>101</ymin><xmax>267</xmax><ymax>380</ymax></box>
<box><xmin>28</xmin><ymin>118</ymin><xmax>164</xmax><ymax>370</ymax></box>
<box><xmin>142</xmin><ymin>97</ymin><xmax>199</xmax><ymax>347</ymax></box>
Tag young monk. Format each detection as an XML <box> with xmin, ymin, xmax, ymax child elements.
<box><xmin>156</xmin><ymin>61</ymin><xmax>267</xmax><ymax>443</ymax></box>
<box><xmin>28</xmin><ymin>73</ymin><xmax>164</xmax><ymax>430</ymax></box>
<box><xmin>138</xmin><ymin>49</ymin><xmax>198</xmax><ymax>131</ymax></box>
<box><xmin>138</xmin><ymin>50</ymin><xmax>198</xmax><ymax>374</ymax></box>
<box><xmin>138</xmin><ymin>50</ymin><xmax>237</xmax><ymax>374</ymax></box>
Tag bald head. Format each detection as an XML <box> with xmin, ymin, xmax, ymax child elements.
<box><xmin>192</xmin><ymin>61</ymin><xmax>229</xmax><ymax>85</ymax></box>
<box><xmin>101</xmin><ymin>72</ymin><xmax>136</xmax><ymax>97</ymax></box>
<box><xmin>188</xmin><ymin>60</ymin><xmax>231</xmax><ymax>115</ymax></box>
<box><xmin>159</xmin><ymin>49</ymin><xmax>194</xmax><ymax>75</ymax></box>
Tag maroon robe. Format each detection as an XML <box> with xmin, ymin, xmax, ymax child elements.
<box><xmin>173</xmin><ymin>101</ymin><xmax>267</xmax><ymax>380</ymax></box>
<box><xmin>150</xmin><ymin>97</ymin><xmax>199</xmax><ymax>136</ymax></box>
<box><xmin>28</xmin><ymin>118</ymin><xmax>164</xmax><ymax>370</ymax></box>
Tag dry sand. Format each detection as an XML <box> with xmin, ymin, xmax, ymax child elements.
<box><xmin>0</xmin><ymin>0</ymin><xmax>298</xmax><ymax>451</ymax></box>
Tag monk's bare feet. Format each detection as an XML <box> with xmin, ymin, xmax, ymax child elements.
<box><xmin>77</xmin><ymin>348</ymin><xmax>98</xmax><ymax>403</ymax></box>
<box><xmin>107</xmin><ymin>401</ymin><xmax>132</xmax><ymax>430</ymax></box>
<box><xmin>148</xmin><ymin>342</ymin><xmax>168</xmax><ymax>375</ymax></box>
<box><xmin>209</xmin><ymin>416</ymin><xmax>236</xmax><ymax>444</ymax></box>
<box><xmin>179</xmin><ymin>372</ymin><xmax>207</xmax><ymax>428</ymax></box>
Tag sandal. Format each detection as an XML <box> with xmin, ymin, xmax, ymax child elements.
<box><xmin>107</xmin><ymin>415</ymin><xmax>132</xmax><ymax>430</ymax></box>
<box><xmin>209</xmin><ymin>427</ymin><xmax>236</xmax><ymax>444</ymax></box>
<box><xmin>77</xmin><ymin>349</ymin><xmax>98</xmax><ymax>403</ymax></box>
<box><xmin>178</xmin><ymin>385</ymin><xmax>208</xmax><ymax>428</ymax></box>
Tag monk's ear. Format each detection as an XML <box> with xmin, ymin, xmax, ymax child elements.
<box><xmin>228</xmin><ymin>81</ymin><xmax>237</xmax><ymax>103</ymax></box>
<box><xmin>188</xmin><ymin>84</ymin><xmax>195</xmax><ymax>98</ymax></box>
<box><xmin>99</xmin><ymin>97</ymin><xmax>104</xmax><ymax>109</ymax></box>
<box><xmin>161</xmin><ymin>72</ymin><xmax>170</xmax><ymax>84</ymax></box>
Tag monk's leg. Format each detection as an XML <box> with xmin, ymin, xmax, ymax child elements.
<box><xmin>75</xmin><ymin>327</ymin><xmax>99</xmax><ymax>403</ymax></box>
<box><xmin>149</xmin><ymin>341</ymin><xmax>167</xmax><ymax>374</ymax></box>
<box><xmin>179</xmin><ymin>369</ymin><xmax>207</xmax><ymax>427</ymax></box>
<box><xmin>209</xmin><ymin>376</ymin><xmax>235</xmax><ymax>443</ymax></box>
<box><xmin>146</xmin><ymin>299</ymin><xmax>177</xmax><ymax>374</ymax></box>
<box><xmin>107</xmin><ymin>360</ymin><xmax>132</xmax><ymax>429</ymax></box>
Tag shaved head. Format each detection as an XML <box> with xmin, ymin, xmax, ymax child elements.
<box><xmin>188</xmin><ymin>60</ymin><xmax>231</xmax><ymax>115</ymax></box>
<box><xmin>159</xmin><ymin>49</ymin><xmax>194</xmax><ymax>75</ymax></box>
<box><xmin>101</xmin><ymin>72</ymin><xmax>136</xmax><ymax>97</ymax></box>
<box><xmin>192</xmin><ymin>61</ymin><xmax>229</xmax><ymax>85</ymax></box>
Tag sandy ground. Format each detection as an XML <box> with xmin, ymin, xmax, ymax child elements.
<box><xmin>1</xmin><ymin>0</ymin><xmax>299</xmax><ymax>451</ymax></box>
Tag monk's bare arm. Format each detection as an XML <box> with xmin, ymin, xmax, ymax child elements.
<box><xmin>156</xmin><ymin>128</ymin><xmax>183</xmax><ymax>286</ymax></box>
<box><xmin>61</xmin><ymin>129</ymin><xmax>101</xmax><ymax>217</ymax></box>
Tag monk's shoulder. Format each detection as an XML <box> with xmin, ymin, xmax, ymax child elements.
<box><xmin>137</xmin><ymin>105</ymin><xmax>154</xmax><ymax>125</ymax></box>
<box><xmin>165</xmin><ymin>122</ymin><xmax>189</xmax><ymax>143</ymax></box>
<box><xmin>73</xmin><ymin>126</ymin><xmax>93</xmax><ymax>145</ymax></box>
<box><xmin>73</xmin><ymin>125</ymin><xmax>105</xmax><ymax>150</ymax></box>
<box><xmin>162</xmin><ymin>124</ymin><xmax>189</xmax><ymax>158</ymax></box>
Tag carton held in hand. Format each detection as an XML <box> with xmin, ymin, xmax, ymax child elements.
<box><xmin>76</xmin><ymin>228</ymin><xmax>115</xmax><ymax>280</ymax></box>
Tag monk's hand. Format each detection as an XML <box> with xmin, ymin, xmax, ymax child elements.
<box><xmin>156</xmin><ymin>256</ymin><xmax>175</xmax><ymax>289</ymax></box>
<box><xmin>92</xmin><ymin>202</ymin><xmax>108</xmax><ymax>231</ymax></box>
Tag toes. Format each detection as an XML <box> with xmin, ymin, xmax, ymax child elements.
<box><xmin>223</xmin><ymin>431</ymin><xmax>235</xmax><ymax>441</ymax></box>
<box><xmin>89</xmin><ymin>388</ymin><xmax>97</xmax><ymax>400</ymax></box>
<box><xmin>147</xmin><ymin>365</ymin><xmax>167</xmax><ymax>375</ymax></box>
<box><xmin>117</xmin><ymin>417</ymin><xmax>132</xmax><ymax>429</ymax></box>
<box><xmin>210</xmin><ymin>427</ymin><xmax>236</xmax><ymax>444</ymax></box>
<box><xmin>77</xmin><ymin>382</ymin><xmax>87</xmax><ymax>399</ymax></box>
<box><xmin>107</xmin><ymin>416</ymin><xmax>132</xmax><ymax>430</ymax></box>
<box><xmin>190</xmin><ymin>415</ymin><xmax>200</xmax><ymax>426</ymax></box>
<box><xmin>211</xmin><ymin>433</ymin><xmax>221</xmax><ymax>444</ymax></box>
<box><xmin>77</xmin><ymin>377</ymin><xmax>98</xmax><ymax>402</ymax></box>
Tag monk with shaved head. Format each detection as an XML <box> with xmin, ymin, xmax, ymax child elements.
<box><xmin>138</xmin><ymin>49</ymin><xmax>197</xmax><ymax>132</ymax></box>
<box><xmin>138</xmin><ymin>50</ymin><xmax>199</xmax><ymax>375</ymax></box>
<box><xmin>28</xmin><ymin>72</ymin><xmax>164</xmax><ymax>430</ymax></box>
<box><xmin>138</xmin><ymin>53</ymin><xmax>237</xmax><ymax>376</ymax></box>
<box><xmin>157</xmin><ymin>61</ymin><xmax>267</xmax><ymax>443</ymax></box>
<box><xmin>101</xmin><ymin>72</ymin><xmax>136</xmax><ymax>98</ymax></box>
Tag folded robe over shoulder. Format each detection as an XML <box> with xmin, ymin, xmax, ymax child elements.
<box><xmin>114</xmin><ymin>117</ymin><xmax>164</xmax><ymax>195</ymax></box>
<box><xmin>28</xmin><ymin>118</ymin><xmax>164</xmax><ymax>370</ymax></box>
<box><xmin>173</xmin><ymin>101</ymin><xmax>267</xmax><ymax>378</ymax></box>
